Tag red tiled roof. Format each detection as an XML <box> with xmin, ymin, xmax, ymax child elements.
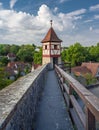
<box><xmin>6</xmin><ymin>62</ymin><xmax>31</xmax><ymax>76</ymax></box>
<box><xmin>72</xmin><ymin>62</ymin><xmax>99</xmax><ymax>77</ymax></box>
<box><xmin>7</xmin><ymin>62</ymin><xmax>30</xmax><ymax>70</ymax></box>
<box><xmin>72</xmin><ymin>66</ymin><xmax>91</xmax><ymax>76</ymax></box>
<box><xmin>41</xmin><ymin>27</ymin><xmax>62</xmax><ymax>43</ymax></box>
<box><xmin>82</xmin><ymin>62</ymin><xmax>99</xmax><ymax>77</ymax></box>
<box><xmin>5</xmin><ymin>67</ymin><xmax>16</xmax><ymax>76</ymax></box>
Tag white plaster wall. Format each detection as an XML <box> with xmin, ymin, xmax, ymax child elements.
<box><xmin>42</xmin><ymin>57</ymin><xmax>51</xmax><ymax>65</ymax></box>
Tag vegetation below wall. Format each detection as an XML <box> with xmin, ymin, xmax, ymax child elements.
<box><xmin>0</xmin><ymin>44</ymin><xmax>42</xmax><ymax>64</ymax></box>
<box><xmin>0</xmin><ymin>68</ymin><xmax>14</xmax><ymax>90</ymax></box>
<box><xmin>74</xmin><ymin>73</ymin><xmax>97</xmax><ymax>86</ymax></box>
<box><xmin>0</xmin><ymin>42</ymin><xmax>99</xmax><ymax>67</ymax></box>
<box><xmin>0</xmin><ymin>42</ymin><xmax>99</xmax><ymax>89</ymax></box>
<box><xmin>0</xmin><ymin>44</ymin><xmax>42</xmax><ymax>90</ymax></box>
<box><xmin>61</xmin><ymin>42</ymin><xmax>99</xmax><ymax>66</ymax></box>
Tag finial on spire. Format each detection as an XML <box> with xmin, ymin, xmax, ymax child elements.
<box><xmin>50</xmin><ymin>20</ymin><xmax>52</xmax><ymax>27</ymax></box>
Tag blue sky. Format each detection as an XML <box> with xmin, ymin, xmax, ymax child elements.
<box><xmin>0</xmin><ymin>0</ymin><xmax>99</xmax><ymax>46</ymax></box>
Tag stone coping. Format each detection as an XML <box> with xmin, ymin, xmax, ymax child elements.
<box><xmin>0</xmin><ymin>64</ymin><xmax>47</xmax><ymax>128</ymax></box>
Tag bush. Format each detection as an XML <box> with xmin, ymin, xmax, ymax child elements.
<box><xmin>0</xmin><ymin>79</ymin><xmax>14</xmax><ymax>90</ymax></box>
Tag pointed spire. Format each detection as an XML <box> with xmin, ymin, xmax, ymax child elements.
<box><xmin>41</xmin><ymin>20</ymin><xmax>62</xmax><ymax>43</ymax></box>
<box><xmin>50</xmin><ymin>20</ymin><xmax>52</xmax><ymax>27</ymax></box>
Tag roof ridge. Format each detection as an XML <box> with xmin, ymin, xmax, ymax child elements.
<box><xmin>41</xmin><ymin>27</ymin><xmax>62</xmax><ymax>43</ymax></box>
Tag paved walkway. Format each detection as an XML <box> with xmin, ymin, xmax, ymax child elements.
<box><xmin>34</xmin><ymin>70</ymin><xmax>74</xmax><ymax>130</ymax></box>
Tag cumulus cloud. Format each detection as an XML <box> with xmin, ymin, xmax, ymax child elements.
<box><xmin>0</xmin><ymin>4</ymin><xmax>98</xmax><ymax>46</ymax></box>
<box><xmin>84</xmin><ymin>19</ymin><xmax>93</xmax><ymax>23</ymax></box>
<box><xmin>53</xmin><ymin>7</ymin><xmax>58</xmax><ymax>13</ymax></box>
<box><xmin>66</xmin><ymin>9</ymin><xmax>86</xmax><ymax>16</ymax></box>
<box><xmin>89</xmin><ymin>4</ymin><xmax>99</xmax><ymax>11</ymax></box>
<box><xmin>0</xmin><ymin>2</ymin><xmax>3</xmax><ymax>9</ymax></box>
<box><xmin>89</xmin><ymin>26</ymin><xmax>93</xmax><ymax>31</ymax></box>
<box><xmin>59</xmin><ymin>0</ymin><xmax>70</xmax><ymax>3</ymax></box>
<box><xmin>10</xmin><ymin>0</ymin><xmax>18</xmax><ymax>9</ymax></box>
<box><xmin>72</xmin><ymin>25</ymin><xmax>76</xmax><ymax>29</ymax></box>
<box><xmin>94</xmin><ymin>15</ymin><xmax>99</xmax><ymax>19</ymax></box>
<box><xmin>94</xmin><ymin>29</ymin><xmax>99</xmax><ymax>34</ymax></box>
<box><xmin>0</xmin><ymin>2</ymin><xmax>2</xmax><ymax>6</ymax></box>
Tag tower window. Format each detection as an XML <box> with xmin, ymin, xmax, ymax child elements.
<box><xmin>45</xmin><ymin>45</ymin><xmax>47</xmax><ymax>49</ymax></box>
<box><xmin>54</xmin><ymin>45</ymin><xmax>57</xmax><ymax>49</ymax></box>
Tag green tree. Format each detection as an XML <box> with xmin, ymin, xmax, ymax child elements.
<box><xmin>0</xmin><ymin>44</ymin><xmax>11</xmax><ymax>55</ymax></box>
<box><xmin>10</xmin><ymin>44</ymin><xmax>20</xmax><ymax>54</ymax></box>
<box><xmin>34</xmin><ymin>47</ymin><xmax>42</xmax><ymax>64</ymax></box>
<box><xmin>0</xmin><ymin>79</ymin><xmax>13</xmax><ymax>90</ymax></box>
<box><xmin>61</xmin><ymin>49</ymin><xmax>67</xmax><ymax>62</ymax></box>
<box><xmin>17</xmin><ymin>45</ymin><xmax>35</xmax><ymax>62</ymax></box>
<box><xmin>97</xmin><ymin>42</ymin><xmax>99</xmax><ymax>46</ymax></box>
<box><xmin>83</xmin><ymin>47</ymin><xmax>91</xmax><ymax>62</ymax></box>
<box><xmin>85</xmin><ymin>73</ymin><xmax>97</xmax><ymax>85</ymax></box>
<box><xmin>0</xmin><ymin>67</ymin><xmax>13</xmax><ymax>90</ymax></box>
<box><xmin>89</xmin><ymin>45</ymin><xmax>99</xmax><ymax>62</ymax></box>
<box><xmin>62</xmin><ymin>43</ymin><xmax>86</xmax><ymax>66</ymax></box>
<box><xmin>0</xmin><ymin>57</ymin><xmax>9</xmax><ymax>66</ymax></box>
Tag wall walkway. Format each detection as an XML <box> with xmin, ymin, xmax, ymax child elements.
<box><xmin>34</xmin><ymin>70</ymin><xmax>73</xmax><ymax>130</ymax></box>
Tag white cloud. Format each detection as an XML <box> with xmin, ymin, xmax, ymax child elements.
<box><xmin>89</xmin><ymin>4</ymin><xmax>99</xmax><ymax>11</ymax></box>
<box><xmin>0</xmin><ymin>4</ymin><xmax>98</xmax><ymax>46</ymax></box>
<box><xmin>61</xmin><ymin>31</ymin><xmax>98</xmax><ymax>46</ymax></box>
<box><xmin>59</xmin><ymin>0</ymin><xmax>70</xmax><ymax>3</ymax></box>
<box><xmin>72</xmin><ymin>25</ymin><xmax>76</xmax><ymax>29</ymax></box>
<box><xmin>66</xmin><ymin>9</ymin><xmax>86</xmax><ymax>16</ymax></box>
<box><xmin>0</xmin><ymin>2</ymin><xmax>2</xmax><ymax>6</ymax></box>
<box><xmin>0</xmin><ymin>2</ymin><xmax>3</xmax><ymax>9</ymax></box>
<box><xmin>94</xmin><ymin>15</ymin><xmax>99</xmax><ymax>19</ymax></box>
<box><xmin>89</xmin><ymin>26</ymin><xmax>93</xmax><ymax>31</ymax></box>
<box><xmin>84</xmin><ymin>19</ymin><xmax>93</xmax><ymax>23</ymax></box>
<box><xmin>94</xmin><ymin>29</ymin><xmax>99</xmax><ymax>34</ymax></box>
<box><xmin>10</xmin><ymin>0</ymin><xmax>18</xmax><ymax>9</ymax></box>
<box><xmin>36</xmin><ymin>4</ymin><xmax>52</xmax><ymax>25</ymax></box>
<box><xmin>53</xmin><ymin>7</ymin><xmax>58</xmax><ymax>13</ymax></box>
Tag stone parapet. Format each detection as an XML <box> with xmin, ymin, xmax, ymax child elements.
<box><xmin>0</xmin><ymin>64</ymin><xmax>48</xmax><ymax>130</ymax></box>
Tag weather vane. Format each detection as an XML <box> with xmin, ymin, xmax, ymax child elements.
<box><xmin>50</xmin><ymin>20</ymin><xmax>53</xmax><ymax>27</ymax></box>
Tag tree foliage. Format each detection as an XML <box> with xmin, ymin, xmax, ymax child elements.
<box><xmin>84</xmin><ymin>73</ymin><xmax>97</xmax><ymax>85</ymax></box>
<box><xmin>0</xmin><ymin>67</ymin><xmax>13</xmax><ymax>90</ymax></box>
<box><xmin>0</xmin><ymin>44</ymin><xmax>20</xmax><ymax>55</ymax></box>
<box><xmin>0</xmin><ymin>44</ymin><xmax>11</xmax><ymax>55</ymax></box>
<box><xmin>10</xmin><ymin>44</ymin><xmax>20</xmax><ymax>54</ymax></box>
<box><xmin>61</xmin><ymin>42</ymin><xmax>99</xmax><ymax>66</ymax></box>
<box><xmin>0</xmin><ymin>57</ymin><xmax>9</xmax><ymax>66</ymax></box>
<box><xmin>0</xmin><ymin>42</ymin><xmax>99</xmax><ymax>89</ymax></box>
<box><xmin>17</xmin><ymin>45</ymin><xmax>35</xmax><ymax>62</ymax></box>
<box><xmin>89</xmin><ymin>45</ymin><xmax>99</xmax><ymax>62</ymax></box>
<box><xmin>62</xmin><ymin>43</ymin><xmax>85</xmax><ymax>66</ymax></box>
<box><xmin>34</xmin><ymin>47</ymin><xmax>42</xmax><ymax>64</ymax></box>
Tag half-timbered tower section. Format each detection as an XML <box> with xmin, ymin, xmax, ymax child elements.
<box><xmin>41</xmin><ymin>20</ymin><xmax>62</xmax><ymax>68</ymax></box>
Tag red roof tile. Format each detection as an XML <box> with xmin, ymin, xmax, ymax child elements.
<box><xmin>5</xmin><ymin>67</ymin><xmax>16</xmax><ymax>76</ymax></box>
<box><xmin>72</xmin><ymin>66</ymin><xmax>91</xmax><ymax>76</ymax></box>
<box><xmin>82</xmin><ymin>62</ymin><xmax>99</xmax><ymax>77</ymax></box>
<box><xmin>6</xmin><ymin>62</ymin><xmax>31</xmax><ymax>76</ymax></box>
<box><xmin>72</xmin><ymin>62</ymin><xmax>99</xmax><ymax>77</ymax></box>
<box><xmin>7</xmin><ymin>62</ymin><xmax>30</xmax><ymax>70</ymax></box>
<box><xmin>41</xmin><ymin>27</ymin><xmax>62</xmax><ymax>43</ymax></box>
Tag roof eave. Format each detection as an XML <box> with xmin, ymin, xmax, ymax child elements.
<box><xmin>41</xmin><ymin>40</ymin><xmax>62</xmax><ymax>43</ymax></box>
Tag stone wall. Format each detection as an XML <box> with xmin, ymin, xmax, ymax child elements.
<box><xmin>0</xmin><ymin>64</ymin><xmax>48</xmax><ymax>130</ymax></box>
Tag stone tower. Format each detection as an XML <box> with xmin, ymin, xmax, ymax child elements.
<box><xmin>41</xmin><ymin>20</ymin><xmax>62</xmax><ymax>68</ymax></box>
